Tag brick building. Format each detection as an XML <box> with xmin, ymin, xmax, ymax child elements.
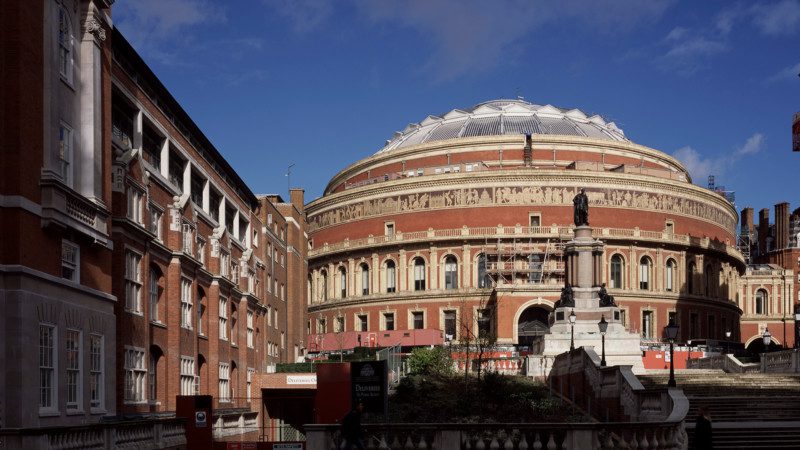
<box><xmin>306</xmin><ymin>99</ymin><xmax>746</xmax><ymax>356</ymax></box>
<box><xmin>0</xmin><ymin>0</ymin><xmax>307</xmax><ymax>441</ymax></box>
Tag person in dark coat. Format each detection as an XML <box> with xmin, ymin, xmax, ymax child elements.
<box><xmin>694</xmin><ymin>406</ymin><xmax>713</xmax><ymax>449</ymax></box>
<box><xmin>340</xmin><ymin>402</ymin><xmax>365</xmax><ymax>450</ymax></box>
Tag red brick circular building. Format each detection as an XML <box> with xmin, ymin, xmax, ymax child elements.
<box><xmin>305</xmin><ymin>99</ymin><xmax>744</xmax><ymax>352</ymax></box>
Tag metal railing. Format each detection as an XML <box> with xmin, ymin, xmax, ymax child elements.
<box><xmin>376</xmin><ymin>344</ymin><xmax>404</xmax><ymax>387</ymax></box>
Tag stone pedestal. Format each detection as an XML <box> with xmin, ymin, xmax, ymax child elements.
<box><xmin>532</xmin><ymin>225</ymin><xmax>644</xmax><ymax>374</ymax></box>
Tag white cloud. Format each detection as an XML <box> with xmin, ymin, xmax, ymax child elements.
<box><xmin>262</xmin><ymin>0</ymin><xmax>333</xmax><ymax>34</ymax></box>
<box><xmin>656</xmin><ymin>29</ymin><xmax>727</xmax><ymax>76</ymax></box>
<box><xmin>752</xmin><ymin>0</ymin><xmax>800</xmax><ymax>36</ymax></box>
<box><xmin>673</xmin><ymin>132</ymin><xmax>764</xmax><ymax>184</ymax></box>
<box><xmin>766</xmin><ymin>62</ymin><xmax>800</xmax><ymax>83</ymax></box>
<box><xmin>351</xmin><ymin>0</ymin><xmax>675</xmax><ymax>82</ymax></box>
<box><xmin>115</xmin><ymin>0</ymin><xmax>224</xmax><ymax>50</ymax></box>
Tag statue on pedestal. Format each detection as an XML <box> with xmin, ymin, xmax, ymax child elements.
<box><xmin>573</xmin><ymin>188</ymin><xmax>589</xmax><ymax>226</ymax></box>
<box><xmin>598</xmin><ymin>283</ymin><xmax>616</xmax><ymax>307</ymax></box>
<box><xmin>557</xmin><ymin>283</ymin><xmax>575</xmax><ymax>308</ymax></box>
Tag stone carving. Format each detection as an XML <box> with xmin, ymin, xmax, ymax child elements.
<box><xmin>84</xmin><ymin>17</ymin><xmax>106</xmax><ymax>42</ymax></box>
<box><xmin>598</xmin><ymin>283</ymin><xmax>616</xmax><ymax>307</ymax></box>
<box><xmin>309</xmin><ymin>186</ymin><xmax>736</xmax><ymax>233</ymax></box>
<box><xmin>573</xmin><ymin>188</ymin><xmax>589</xmax><ymax>226</ymax></box>
<box><xmin>557</xmin><ymin>283</ymin><xmax>575</xmax><ymax>308</ymax></box>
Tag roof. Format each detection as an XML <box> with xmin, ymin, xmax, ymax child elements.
<box><xmin>377</xmin><ymin>99</ymin><xmax>627</xmax><ymax>154</ymax></box>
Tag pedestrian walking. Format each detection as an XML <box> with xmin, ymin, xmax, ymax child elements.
<box><xmin>340</xmin><ymin>402</ymin><xmax>366</xmax><ymax>450</ymax></box>
<box><xmin>694</xmin><ymin>406</ymin><xmax>713</xmax><ymax>449</ymax></box>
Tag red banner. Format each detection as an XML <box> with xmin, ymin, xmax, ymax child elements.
<box><xmin>793</xmin><ymin>112</ymin><xmax>800</xmax><ymax>152</ymax></box>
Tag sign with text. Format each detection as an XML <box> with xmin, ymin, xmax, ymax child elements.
<box><xmin>286</xmin><ymin>374</ymin><xmax>317</xmax><ymax>385</ymax></box>
<box><xmin>195</xmin><ymin>410</ymin><xmax>207</xmax><ymax>428</ymax></box>
<box><xmin>273</xmin><ymin>444</ymin><xmax>303</xmax><ymax>450</ymax></box>
<box><xmin>350</xmin><ymin>360</ymin><xmax>388</xmax><ymax>416</ymax></box>
<box><xmin>793</xmin><ymin>112</ymin><xmax>800</xmax><ymax>152</ymax></box>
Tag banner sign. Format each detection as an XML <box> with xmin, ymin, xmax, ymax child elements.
<box><xmin>351</xmin><ymin>360</ymin><xmax>388</xmax><ymax>416</ymax></box>
<box><xmin>794</xmin><ymin>112</ymin><xmax>800</xmax><ymax>152</ymax></box>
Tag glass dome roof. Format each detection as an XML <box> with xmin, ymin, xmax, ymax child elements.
<box><xmin>377</xmin><ymin>99</ymin><xmax>627</xmax><ymax>154</ymax></box>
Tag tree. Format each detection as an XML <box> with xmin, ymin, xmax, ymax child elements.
<box><xmin>407</xmin><ymin>346</ymin><xmax>453</xmax><ymax>376</ymax></box>
<box><xmin>456</xmin><ymin>288</ymin><xmax>497</xmax><ymax>382</ymax></box>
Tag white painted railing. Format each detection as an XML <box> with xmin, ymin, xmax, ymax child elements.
<box><xmin>686</xmin><ymin>354</ymin><xmax>759</xmax><ymax>373</ymax></box>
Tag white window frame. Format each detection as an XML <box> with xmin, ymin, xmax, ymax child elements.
<box><xmin>57</xmin><ymin>5</ymin><xmax>74</xmax><ymax>84</ymax></box>
<box><xmin>219</xmin><ymin>297</ymin><xmax>228</xmax><ymax>340</ymax></box>
<box><xmin>149</xmin><ymin>267</ymin><xmax>160</xmax><ymax>322</ymax></box>
<box><xmin>247</xmin><ymin>310</ymin><xmax>254</xmax><ymax>348</ymax></box>
<box><xmin>180</xmin><ymin>277</ymin><xmax>193</xmax><ymax>329</ymax></box>
<box><xmin>218</xmin><ymin>363</ymin><xmax>230</xmax><ymax>403</ymax></box>
<box><xmin>61</xmin><ymin>239</ymin><xmax>80</xmax><ymax>282</ymax></box>
<box><xmin>247</xmin><ymin>368</ymin><xmax>255</xmax><ymax>402</ymax></box>
<box><xmin>127</xmin><ymin>187</ymin><xmax>144</xmax><ymax>225</ymax></box>
<box><xmin>124</xmin><ymin>347</ymin><xmax>146</xmax><ymax>403</ymax></box>
<box><xmin>148</xmin><ymin>353</ymin><xmax>157</xmax><ymax>402</ymax></box>
<box><xmin>125</xmin><ymin>250</ymin><xmax>143</xmax><ymax>314</ymax></box>
<box><xmin>148</xmin><ymin>204</ymin><xmax>163</xmax><ymax>241</ymax></box>
<box><xmin>65</xmin><ymin>329</ymin><xmax>82</xmax><ymax>411</ymax></box>
<box><xmin>58</xmin><ymin>122</ymin><xmax>73</xmax><ymax>185</ymax></box>
<box><xmin>39</xmin><ymin>323</ymin><xmax>57</xmax><ymax>414</ymax></box>
<box><xmin>386</xmin><ymin>261</ymin><xmax>396</xmax><ymax>293</ymax></box>
<box><xmin>89</xmin><ymin>334</ymin><xmax>104</xmax><ymax>410</ymax></box>
<box><xmin>180</xmin><ymin>356</ymin><xmax>195</xmax><ymax>396</ymax></box>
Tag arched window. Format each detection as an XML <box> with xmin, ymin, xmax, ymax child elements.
<box><xmin>639</xmin><ymin>256</ymin><xmax>652</xmax><ymax>290</ymax></box>
<box><xmin>197</xmin><ymin>287</ymin><xmax>206</xmax><ymax>336</ymax></box>
<box><xmin>610</xmin><ymin>255</ymin><xmax>624</xmax><ymax>289</ymax></box>
<box><xmin>665</xmin><ymin>259</ymin><xmax>676</xmax><ymax>292</ymax></box>
<box><xmin>413</xmin><ymin>258</ymin><xmax>426</xmax><ymax>291</ymax></box>
<box><xmin>339</xmin><ymin>267</ymin><xmax>347</xmax><ymax>298</ymax></box>
<box><xmin>705</xmin><ymin>264</ymin><xmax>714</xmax><ymax>297</ymax></box>
<box><xmin>755</xmin><ymin>289</ymin><xmax>767</xmax><ymax>315</ymax></box>
<box><xmin>320</xmin><ymin>270</ymin><xmax>328</xmax><ymax>301</ymax></box>
<box><xmin>477</xmin><ymin>253</ymin><xmax>489</xmax><ymax>288</ymax></box>
<box><xmin>444</xmin><ymin>255</ymin><xmax>458</xmax><ymax>290</ymax></box>
<box><xmin>58</xmin><ymin>6</ymin><xmax>74</xmax><ymax>83</ymax></box>
<box><xmin>360</xmin><ymin>263</ymin><xmax>370</xmax><ymax>295</ymax></box>
<box><xmin>385</xmin><ymin>260</ymin><xmax>396</xmax><ymax>293</ymax></box>
<box><xmin>149</xmin><ymin>266</ymin><xmax>162</xmax><ymax>322</ymax></box>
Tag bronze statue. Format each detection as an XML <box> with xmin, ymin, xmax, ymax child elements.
<box><xmin>558</xmin><ymin>283</ymin><xmax>575</xmax><ymax>308</ymax></box>
<box><xmin>573</xmin><ymin>188</ymin><xmax>589</xmax><ymax>226</ymax></box>
<box><xmin>598</xmin><ymin>283</ymin><xmax>616</xmax><ymax>307</ymax></box>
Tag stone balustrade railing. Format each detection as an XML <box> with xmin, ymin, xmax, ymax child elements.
<box><xmin>305</xmin><ymin>421</ymin><xmax>687</xmax><ymax>450</ymax></box>
<box><xmin>761</xmin><ymin>349</ymin><xmax>800</xmax><ymax>373</ymax></box>
<box><xmin>0</xmin><ymin>418</ymin><xmax>186</xmax><ymax>450</ymax></box>
<box><xmin>686</xmin><ymin>354</ymin><xmax>759</xmax><ymax>373</ymax></box>
<box><xmin>310</xmin><ymin>225</ymin><xmax>742</xmax><ymax>262</ymax></box>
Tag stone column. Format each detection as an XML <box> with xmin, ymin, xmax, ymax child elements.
<box><xmin>430</xmin><ymin>246</ymin><xmax>438</xmax><ymax>289</ymax></box>
<box><xmin>372</xmin><ymin>253</ymin><xmax>379</xmax><ymax>294</ymax></box>
<box><xmin>399</xmin><ymin>250</ymin><xmax>407</xmax><ymax>291</ymax></box>
<box><xmin>462</xmin><ymin>245</ymin><xmax>471</xmax><ymax>288</ymax></box>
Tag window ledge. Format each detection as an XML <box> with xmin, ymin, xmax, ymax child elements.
<box><xmin>199</xmin><ymin>333</ymin><xmax>208</xmax><ymax>340</ymax></box>
<box><xmin>39</xmin><ymin>409</ymin><xmax>60</xmax><ymax>417</ymax></box>
<box><xmin>90</xmin><ymin>407</ymin><xmax>107</xmax><ymax>415</ymax></box>
<box><xmin>66</xmin><ymin>408</ymin><xmax>85</xmax><ymax>416</ymax></box>
<box><xmin>150</xmin><ymin>320</ymin><xmax>167</xmax><ymax>329</ymax></box>
<box><xmin>126</xmin><ymin>310</ymin><xmax>144</xmax><ymax>317</ymax></box>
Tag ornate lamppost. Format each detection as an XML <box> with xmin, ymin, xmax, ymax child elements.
<box><xmin>664</xmin><ymin>319</ymin><xmax>679</xmax><ymax>388</ymax></box>
<box><xmin>762</xmin><ymin>327</ymin><xmax>772</xmax><ymax>352</ymax></box>
<box><xmin>598</xmin><ymin>315</ymin><xmax>608</xmax><ymax>367</ymax></box>
<box><xmin>569</xmin><ymin>309</ymin><xmax>577</xmax><ymax>351</ymax></box>
<box><xmin>725</xmin><ymin>330</ymin><xmax>731</xmax><ymax>354</ymax></box>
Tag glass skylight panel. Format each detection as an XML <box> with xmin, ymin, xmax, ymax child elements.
<box><xmin>426</xmin><ymin>120</ymin><xmax>465</xmax><ymax>142</ymax></box>
<box><xmin>463</xmin><ymin>116</ymin><xmax>501</xmax><ymax>137</ymax></box>
<box><xmin>502</xmin><ymin>115</ymin><xmax>541</xmax><ymax>135</ymax></box>
<box><xmin>538</xmin><ymin>117</ymin><xmax>580</xmax><ymax>136</ymax></box>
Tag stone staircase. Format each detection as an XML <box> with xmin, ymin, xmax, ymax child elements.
<box><xmin>638</xmin><ymin>371</ymin><xmax>800</xmax><ymax>449</ymax></box>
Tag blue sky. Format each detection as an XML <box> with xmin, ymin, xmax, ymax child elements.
<box><xmin>114</xmin><ymin>0</ymin><xmax>800</xmax><ymax>214</ymax></box>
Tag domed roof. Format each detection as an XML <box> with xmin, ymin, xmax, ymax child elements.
<box><xmin>378</xmin><ymin>99</ymin><xmax>627</xmax><ymax>154</ymax></box>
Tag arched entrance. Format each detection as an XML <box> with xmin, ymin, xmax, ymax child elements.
<box><xmin>517</xmin><ymin>306</ymin><xmax>551</xmax><ymax>347</ymax></box>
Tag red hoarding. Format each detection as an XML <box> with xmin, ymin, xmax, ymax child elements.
<box><xmin>793</xmin><ymin>112</ymin><xmax>800</xmax><ymax>152</ymax></box>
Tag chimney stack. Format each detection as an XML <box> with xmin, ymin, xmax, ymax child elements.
<box><xmin>290</xmin><ymin>188</ymin><xmax>305</xmax><ymax>214</ymax></box>
<box><xmin>741</xmin><ymin>208</ymin><xmax>754</xmax><ymax>236</ymax></box>
<box><xmin>758</xmin><ymin>208</ymin><xmax>770</xmax><ymax>253</ymax></box>
<box><xmin>775</xmin><ymin>202</ymin><xmax>789</xmax><ymax>250</ymax></box>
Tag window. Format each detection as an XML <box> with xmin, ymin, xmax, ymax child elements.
<box><xmin>148</xmin><ymin>353</ymin><xmax>157</xmax><ymax>402</ymax></box>
<box><xmin>225</xmin><ymin>204</ymin><xmax>236</xmax><ymax>234</ymax></box>
<box><xmin>665</xmin><ymin>259</ymin><xmax>676</xmax><ymax>292</ymax></box>
<box><xmin>58</xmin><ymin>6</ymin><xmax>73</xmax><ymax>82</ymax></box>
<box><xmin>708</xmin><ymin>315</ymin><xmax>716</xmax><ymax>339</ymax></box>
<box><xmin>383</xmin><ymin>313</ymin><xmax>395</xmax><ymax>331</ymax></box>
<box><xmin>642</xmin><ymin>311</ymin><xmax>653</xmax><ymax>339</ymax></box>
<box><xmin>281</xmin><ymin>332</ymin><xmax>285</xmax><ymax>349</ymax></box>
<box><xmin>412</xmin><ymin>311</ymin><xmax>424</xmax><ymax>330</ymax></box>
<box><xmin>209</xmin><ymin>189</ymin><xmax>222</xmax><ymax>222</ymax></box>
<box><xmin>443</xmin><ymin>310</ymin><xmax>457</xmax><ymax>340</ymax></box>
<box><xmin>180</xmin><ymin>278</ymin><xmax>193</xmax><ymax>329</ymax></box>
<box><xmin>477</xmin><ymin>309</ymin><xmax>492</xmax><ymax>338</ymax></box>
<box><xmin>219</xmin><ymin>297</ymin><xmax>228</xmax><ymax>339</ymax></box>
<box><xmin>385</xmin><ymin>261</ymin><xmax>396</xmax><ymax>293</ymax></box>
<box><xmin>198</xmin><ymin>301</ymin><xmax>206</xmax><ymax>336</ymax></box>
<box><xmin>127</xmin><ymin>188</ymin><xmax>144</xmax><ymax>225</ymax></box>
<box><xmin>124</xmin><ymin>348</ymin><xmax>146</xmax><ymax>403</ymax></box>
<box><xmin>190</xmin><ymin>170</ymin><xmax>204</xmax><ymax>206</ymax></box>
<box><xmin>413</xmin><ymin>258</ymin><xmax>426</xmax><ymax>291</ymax></box>
<box><xmin>705</xmin><ymin>264</ymin><xmax>714</xmax><ymax>297</ymax></box>
<box><xmin>125</xmin><ymin>251</ymin><xmax>142</xmax><ymax>313</ymax></box>
<box><xmin>89</xmin><ymin>334</ymin><xmax>103</xmax><ymax>409</ymax></box>
<box><xmin>141</xmin><ymin>123</ymin><xmax>163</xmax><ymax>168</ymax></box>
<box><xmin>180</xmin><ymin>357</ymin><xmax>195</xmax><ymax>395</ymax></box>
<box><xmin>168</xmin><ymin>149</ymin><xmax>186</xmax><ymax>191</ymax></box>
<box><xmin>361</xmin><ymin>264</ymin><xmax>370</xmax><ymax>295</ymax></box>
<box><xmin>247</xmin><ymin>311</ymin><xmax>254</xmax><ymax>348</ymax></box>
<box><xmin>149</xmin><ymin>268</ymin><xmax>160</xmax><ymax>322</ymax></box>
<box><xmin>610</xmin><ymin>255</ymin><xmax>624</xmax><ymax>289</ymax></box>
<box><xmin>58</xmin><ymin>123</ymin><xmax>72</xmax><ymax>184</ymax></box>
<box><xmin>339</xmin><ymin>268</ymin><xmax>347</xmax><ymax>298</ymax></box>
<box><xmin>620</xmin><ymin>309</ymin><xmax>627</xmax><ymax>327</ymax></box>
<box><xmin>238</xmin><ymin>217</ymin><xmax>248</xmax><ymax>244</ymax></box>
<box><xmin>755</xmin><ymin>289</ymin><xmax>767</xmax><ymax>315</ymax></box>
<box><xmin>358</xmin><ymin>314</ymin><xmax>368</xmax><ymax>332</ymax></box>
<box><xmin>220</xmin><ymin>250</ymin><xmax>230</xmax><ymax>278</ymax></box>
<box><xmin>529</xmin><ymin>214</ymin><xmax>541</xmax><ymax>227</ymax></box>
<box><xmin>197</xmin><ymin>238</ymin><xmax>206</xmax><ymax>265</ymax></box>
<box><xmin>444</xmin><ymin>256</ymin><xmax>458</xmax><ymax>289</ymax></box>
<box><xmin>61</xmin><ymin>239</ymin><xmax>79</xmax><ymax>282</ymax></box>
<box><xmin>687</xmin><ymin>262</ymin><xmax>696</xmax><ymax>294</ymax></box>
<box><xmin>149</xmin><ymin>206</ymin><xmax>163</xmax><ymax>241</ymax></box>
<box><xmin>247</xmin><ymin>368</ymin><xmax>255</xmax><ymax>401</ymax></box>
<box><xmin>335</xmin><ymin>316</ymin><xmax>345</xmax><ymax>332</ymax></box>
<box><xmin>39</xmin><ymin>324</ymin><xmax>56</xmax><ymax>411</ymax></box>
<box><xmin>477</xmin><ymin>254</ymin><xmax>489</xmax><ymax>288</ymax></box>
<box><xmin>65</xmin><ymin>330</ymin><xmax>81</xmax><ymax>410</ymax></box>
<box><xmin>385</xmin><ymin>222</ymin><xmax>395</xmax><ymax>236</ymax></box>
<box><xmin>218</xmin><ymin>363</ymin><xmax>230</xmax><ymax>402</ymax></box>
<box><xmin>668</xmin><ymin>311</ymin><xmax>677</xmax><ymax>326</ymax></box>
<box><xmin>317</xmin><ymin>318</ymin><xmax>326</xmax><ymax>333</ymax></box>
<box><xmin>639</xmin><ymin>257</ymin><xmax>652</xmax><ymax>290</ymax></box>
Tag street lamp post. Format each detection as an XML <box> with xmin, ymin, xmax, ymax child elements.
<box><xmin>762</xmin><ymin>327</ymin><xmax>772</xmax><ymax>352</ymax></box>
<box><xmin>598</xmin><ymin>315</ymin><xmax>608</xmax><ymax>367</ymax></box>
<box><xmin>725</xmin><ymin>330</ymin><xmax>731</xmax><ymax>354</ymax></box>
<box><xmin>664</xmin><ymin>319</ymin><xmax>679</xmax><ymax>388</ymax></box>
<box><xmin>569</xmin><ymin>309</ymin><xmax>577</xmax><ymax>351</ymax></box>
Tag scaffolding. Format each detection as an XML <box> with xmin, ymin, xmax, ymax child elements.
<box><xmin>738</xmin><ymin>228</ymin><xmax>753</xmax><ymax>265</ymax></box>
<box><xmin>484</xmin><ymin>235</ymin><xmax>567</xmax><ymax>287</ymax></box>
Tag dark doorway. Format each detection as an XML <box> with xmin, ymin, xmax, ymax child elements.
<box><xmin>517</xmin><ymin>306</ymin><xmax>551</xmax><ymax>347</ymax></box>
